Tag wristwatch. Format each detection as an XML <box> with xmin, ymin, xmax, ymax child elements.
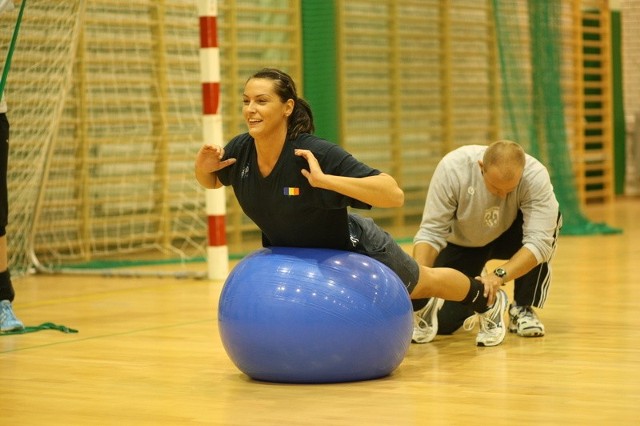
<box><xmin>494</xmin><ymin>267</ymin><xmax>507</xmax><ymax>282</ymax></box>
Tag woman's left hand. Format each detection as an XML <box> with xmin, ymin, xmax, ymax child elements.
<box><xmin>294</xmin><ymin>148</ymin><xmax>404</xmax><ymax>208</ymax></box>
<box><xmin>295</xmin><ymin>149</ymin><xmax>327</xmax><ymax>188</ymax></box>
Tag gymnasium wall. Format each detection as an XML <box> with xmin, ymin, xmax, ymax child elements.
<box><xmin>0</xmin><ymin>0</ymin><xmax>624</xmax><ymax>276</ymax></box>
<box><xmin>620</xmin><ymin>1</ymin><xmax>640</xmax><ymax>194</ymax></box>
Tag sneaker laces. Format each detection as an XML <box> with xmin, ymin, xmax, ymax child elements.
<box><xmin>467</xmin><ymin>297</ymin><xmax>503</xmax><ymax>332</ymax></box>
<box><xmin>462</xmin><ymin>306</ymin><xmax>501</xmax><ymax>332</ymax></box>
<box><xmin>513</xmin><ymin>305</ymin><xmax>538</xmax><ymax>323</ymax></box>
<box><xmin>414</xmin><ymin>299</ymin><xmax>440</xmax><ymax>330</ymax></box>
<box><xmin>478</xmin><ymin>313</ymin><xmax>500</xmax><ymax>332</ymax></box>
<box><xmin>464</xmin><ymin>312</ymin><xmax>500</xmax><ymax>333</ymax></box>
<box><xmin>415</xmin><ymin>308</ymin><xmax>437</xmax><ymax>332</ymax></box>
<box><xmin>463</xmin><ymin>314</ymin><xmax>480</xmax><ymax>332</ymax></box>
<box><xmin>415</xmin><ymin>314</ymin><xmax>430</xmax><ymax>331</ymax></box>
<box><xmin>519</xmin><ymin>306</ymin><xmax>536</xmax><ymax>320</ymax></box>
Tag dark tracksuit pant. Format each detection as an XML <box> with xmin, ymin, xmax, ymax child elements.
<box><xmin>412</xmin><ymin>210</ymin><xmax>562</xmax><ymax>334</ymax></box>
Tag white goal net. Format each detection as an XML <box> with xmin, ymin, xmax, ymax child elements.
<box><xmin>1</xmin><ymin>1</ymin><xmax>208</xmax><ymax>278</ymax></box>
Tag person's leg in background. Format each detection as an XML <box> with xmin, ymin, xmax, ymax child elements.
<box><xmin>488</xmin><ymin>210</ymin><xmax>560</xmax><ymax>337</ymax></box>
<box><xmin>0</xmin><ymin>113</ymin><xmax>23</xmax><ymax>332</ymax></box>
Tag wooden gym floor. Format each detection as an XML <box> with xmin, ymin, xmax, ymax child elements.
<box><xmin>1</xmin><ymin>198</ymin><xmax>639</xmax><ymax>425</ymax></box>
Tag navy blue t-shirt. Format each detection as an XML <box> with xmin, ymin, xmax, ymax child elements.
<box><xmin>217</xmin><ymin>133</ymin><xmax>380</xmax><ymax>250</ymax></box>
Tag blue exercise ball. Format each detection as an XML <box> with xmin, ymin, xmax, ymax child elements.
<box><xmin>218</xmin><ymin>247</ymin><xmax>413</xmax><ymax>384</ymax></box>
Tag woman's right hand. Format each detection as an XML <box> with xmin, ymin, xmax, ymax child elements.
<box><xmin>196</xmin><ymin>144</ymin><xmax>236</xmax><ymax>173</ymax></box>
<box><xmin>195</xmin><ymin>144</ymin><xmax>236</xmax><ymax>188</ymax></box>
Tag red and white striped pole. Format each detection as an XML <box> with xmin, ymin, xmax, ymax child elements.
<box><xmin>198</xmin><ymin>0</ymin><xmax>228</xmax><ymax>280</ymax></box>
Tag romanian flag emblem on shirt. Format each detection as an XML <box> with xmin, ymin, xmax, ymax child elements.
<box><xmin>283</xmin><ymin>187</ymin><xmax>300</xmax><ymax>196</ymax></box>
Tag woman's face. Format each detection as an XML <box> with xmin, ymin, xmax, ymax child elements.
<box><xmin>242</xmin><ymin>78</ymin><xmax>293</xmax><ymax>140</ymax></box>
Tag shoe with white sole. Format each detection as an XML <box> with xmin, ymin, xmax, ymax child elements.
<box><xmin>463</xmin><ymin>289</ymin><xmax>508</xmax><ymax>347</ymax></box>
<box><xmin>0</xmin><ymin>300</ymin><xmax>24</xmax><ymax>332</ymax></box>
<box><xmin>411</xmin><ymin>298</ymin><xmax>444</xmax><ymax>344</ymax></box>
<box><xmin>509</xmin><ymin>304</ymin><xmax>545</xmax><ymax>337</ymax></box>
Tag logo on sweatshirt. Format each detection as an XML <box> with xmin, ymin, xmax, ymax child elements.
<box><xmin>484</xmin><ymin>206</ymin><xmax>500</xmax><ymax>228</ymax></box>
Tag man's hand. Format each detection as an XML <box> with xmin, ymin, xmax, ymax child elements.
<box><xmin>476</xmin><ymin>273</ymin><xmax>503</xmax><ymax>307</ymax></box>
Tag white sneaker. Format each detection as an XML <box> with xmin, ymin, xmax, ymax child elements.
<box><xmin>509</xmin><ymin>304</ymin><xmax>545</xmax><ymax>337</ymax></box>
<box><xmin>0</xmin><ymin>300</ymin><xmax>24</xmax><ymax>332</ymax></box>
<box><xmin>411</xmin><ymin>298</ymin><xmax>444</xmax><ymax>344</ymax></box>
<box><xmin>463</xmin><ymin>289</ymin><xmax>508</xmax><ymax>347</ymax></box>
